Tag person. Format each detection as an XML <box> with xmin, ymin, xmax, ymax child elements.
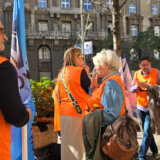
<box><xmin>53</xmin><ymin>47</ymin><xmax>91</xmax><ymax>160</ymax></box>
<box><xmin>130</xmin><ymin>56</ymin><xmax>160</xmax><ymax>160</ymax></box>
<box><xmin>0</xmin><ymin>20</ymin><xmax>31</xmax><ymax>160</ymax></box>
<box><xmin>83</xmin><ymin>49</ymin><xmax>126</xmax><ymax>159</ymax></box>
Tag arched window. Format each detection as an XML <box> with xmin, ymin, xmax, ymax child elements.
<box><xmin>38</xmin><ymin>46</ymin><xmax>51</xmax><ymax>80</ymax></box>
<box><xmin>39</xmin><ymin>47</ymin><xmax>50</xmax><ymax>61</ymax></box>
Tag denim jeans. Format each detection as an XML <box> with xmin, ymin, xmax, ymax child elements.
<box><xmin>137</xmin><ymin>109</ymin><xmax>158</xmax><ymax>159</ymax></box>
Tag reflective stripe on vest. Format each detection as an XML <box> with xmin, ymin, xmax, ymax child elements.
<box><xmin>87</xmin><ymin>74</ymin><xmax>126</xmax><ymax>117</ymax></box>
<box><xmin>0</xmin><ymin>57</ymin><xmax>11</xmax><ymax>160</ymax></box>
<box><xmin>57</xmin><ymin>66</ymin><xmax>89</xmax><ymax>117</ymax></box>
<box><xmin>135</xmin><ymin>68</ymin><xmax>158</xmax><ymax>106</ymax></box>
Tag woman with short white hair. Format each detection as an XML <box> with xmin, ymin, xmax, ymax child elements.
<box><xmin>83</xmin><ymin>49</ymin><xmax>126</xmax><ymax>159</ymax></box>
<box><xmin>88</xmin><ymin>48</ymin><xmax>126</xmax><ymax>128</ymax></box>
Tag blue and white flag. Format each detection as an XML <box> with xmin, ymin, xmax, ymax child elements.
<box><xmin>10</xmin><ymin>0</ymin><xmax>35</xmax><ymax>159</ymax></box>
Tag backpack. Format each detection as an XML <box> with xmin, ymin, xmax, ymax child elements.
<box><xmin>101</xmin><ymin>112</ymin><xmax>139</xmax><ymax>160</ymax></box>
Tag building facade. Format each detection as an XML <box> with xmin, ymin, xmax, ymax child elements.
<box><xmin>0</xmin><ymin>0</ymin><xmax>160</xmax><ymax>81</ymax></box>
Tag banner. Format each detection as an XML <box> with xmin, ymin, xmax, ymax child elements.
<box><xmin>120</xmin><ymin>54</ymin><xmax>137</xmax><ymax>116</ymax></box>
<box><xmin>75</xmin><ymin>41</ymin><xmax>93</xmax><ymax>55</ymax></box>
<box><xmin>10</xmin><ymin>0</ymin><xmax>35</xmax><ymax>159</ymax></box>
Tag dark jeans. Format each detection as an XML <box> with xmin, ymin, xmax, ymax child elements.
<box><xmin>137</xmin><ymin>109</ymin><xmax>158</xmax><ymax>159</ymax></box>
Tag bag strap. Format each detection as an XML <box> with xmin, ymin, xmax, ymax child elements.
<box><xmin>61</xmin><ymin>68</ymin><xmax>82</xmax><ymax>114</ymax></box>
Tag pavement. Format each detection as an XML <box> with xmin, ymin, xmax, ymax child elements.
<box><xmin>137</xmin><ymin>132</ymin><xmax>160</xmax><ymax>160</ymax></box>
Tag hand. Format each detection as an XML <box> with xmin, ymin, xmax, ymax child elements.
<box><xmin>82</xmin><ymin>64</ymin><xmax>89</xmax><ymax>73</ymax></box>
<box><xmin>26</xmin><ymin>108</ymin><xmax>32</xmax><ymax>121</ymax></box>
<box><xmin>91</xmin><ymin>68</ymin><xmax>98</xmax><ymax>88</ymax></box>
<box><xmin>137</xmin><ymin>80</ymin><xmax>148</xmax><ymax>89</ymax></box>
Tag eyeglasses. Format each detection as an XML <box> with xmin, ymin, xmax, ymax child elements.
<box><xmin>140</xmin><ymin>63</ymin><xmax>150</xmax><ymax>67</ymax></box>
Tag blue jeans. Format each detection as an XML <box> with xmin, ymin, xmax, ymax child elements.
<box><xmin>137</xmin><ymin>109</ymin><xmax>158</xmax><ymax>159</ymax></box>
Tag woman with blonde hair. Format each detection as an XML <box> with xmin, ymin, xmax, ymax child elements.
<box><xmin>83</xmin><ymin>49</ymin><xmax>126</xmax><ymax>159</ymax></box>
<box><xmin>53</xmin><ymin>47</ymin><xmax>91</xmax><ymax>160</ymax></box>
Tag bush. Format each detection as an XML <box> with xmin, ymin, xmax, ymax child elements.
<box><xmin>31</xmin><ymin>77</ymin><xmax>56</xmax><ymax>124</ymax></box>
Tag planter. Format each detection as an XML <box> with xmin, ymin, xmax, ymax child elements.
<box><xmin>32</xmin><ymin>123</ymin><xmax>57</xmax><ymax>149</ymax></box>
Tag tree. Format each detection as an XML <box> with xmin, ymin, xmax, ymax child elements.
<box><xmin>90</xmin><ymin>0</ymin><xmax>128</xmax><ymax>56</ymax></box>
<box><xmin>132</xmin><ymin>27</ymin><xmax>160</xmax><ymax>58</ymax></box>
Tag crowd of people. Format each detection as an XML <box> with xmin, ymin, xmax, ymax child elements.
<box><xmin>0</xmin><ymin>18</ymin><xmax>160</xmax><ymax>160</ymax></box>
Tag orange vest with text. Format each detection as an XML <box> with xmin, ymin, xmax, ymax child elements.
<box><xmin>87</xmin><ymin>74</ymin><xmax>126</xmax><ymax>117</ymax></box>
<box><xmin>0</xmin><ymin>57</ymin><xmax>11</xmax><ymax>160</ymax></box>
<box><xmin>134</xmin><ymin>68</ymin><xmax>158</xmax><ymax>106</ymax></box>
<box><xmin>57</xmin><ymin>66</ymin><xmax>89</xmax><ymax>117</ymax></box>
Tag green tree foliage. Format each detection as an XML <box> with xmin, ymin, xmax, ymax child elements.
<box><xmin>63</xmin><ymin>33</ymin><xmax>80</xmax><ymax>51</ymax></box>
<box><xmin>96</xmin><ymin>32</ymin><xmax>113</xmax><ymax>52</ymax></box>
<box><xmin>31</xmin><ymin>77</ymin><xmax>56</xmax><ymax>123</ymax></box>
<box><xmin>133</xmin><ymin>27</ymin><xmax>160</xmax><ymax>55</ymax></box>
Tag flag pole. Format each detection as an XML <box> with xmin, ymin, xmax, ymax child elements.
<box><xmin>22</xmin><ymin>125</ymin><xmax>28</xmax><ymax>160</ymax></box>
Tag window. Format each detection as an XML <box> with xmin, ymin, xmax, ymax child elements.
<box><xmin>39</xmin><ymin>47</ymin><xmax>50</xmax><ymax>60</ymax></box>
<box><xmin>62</xmin><ymin>22</ymin><xmax>71</xmax><ymax>32</ymax></box>
<box><xmin>38</xmin><ymin>0</ymin><xmax>47</xmax><ymax>8</ymax></box>
<box><xmin>152</xmin><ymin>5</ymin><xmax>159</xmax><ymax>15</ymax></box>
<box><xmin>131</xmin><ymin>25</ymin><xmax>138</xmax><ymax>37</ymax></box>
<box><xmin>84</xmin><ymin>1</ymin><xmax>92</xmax><ymax>10</ymax></box>
<box><xmin>38</xmin><ymin>22</ymin><xmax>48</xmax><ymax>32</ymax></box>
<box><xmin>62</xmin><ymin>22</ymin><xmax>71</xmax><ymax>36</ymax></box>
<box><xmin>40</xmin><ymin>72</ymin><xmax>51</xmax><ymax>80</ymax></box>
<box><xmin>129</xmin><ymin>4</ymin><xmax>136</xmax><ymax>14</ymax></box>
<box><xmin>108</xmin><ymin>21</ymin><xmax>113</xmax><ymax>33</ymax></box>
<box><xmin>106</xmin><ymin>0</ymin><xmax>113</xmax><ymax>9</ymax></box>
<box><xmin>154</xmin><ymin>26</ymin><xmax>160</xmax><ymax>37</ymax></box>
<box><xmin>61</xmin><ymin>0</ymin><xmax>70</xmax><ymax>8</ymax></box>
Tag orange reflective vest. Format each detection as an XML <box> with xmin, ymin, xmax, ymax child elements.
<box><xmin>87</xmin><ymin>74</ymin><xmax>126</xmax><ymax>117</ymax></box>
<box><xmin>52</xmin><ymin>85</ymin><xmax>61</xmax><ymax>131</ymax></box>
<box><xmin>134</xmin><ymin>68</ymin><xmax>158</xmax><ymax>106</ymax></box>
<box><xmin>0</xmin><ymin>57</ymin><xmax>11</xmax><ymax>160</ymax></box>
<box><xmin>53</xmin><ymin>66</ymin><xmax>89</xmax><ymax>131</ymax></box>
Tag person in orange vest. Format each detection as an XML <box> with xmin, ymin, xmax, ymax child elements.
<box><xmin>87</xmin><ymin>49</ymin><xmax>126</xmax><ymax>122</ymax></box>
<box><xmin>84</xmin><ymin>49</ymin><xmax>126</xmax><ymax>160</ymax></box>
<box><xmin>53</xmin><ymin>47</ymin><xmax>91</xmax><ymax>160</ymax></box>
<box><xmin>131</xmin><ymin>56</ymin><xmax>160</xmax><ymax>160</ymax></box>
<box><xmin>0</xmin><ymin>20</ymin><xmax>31</xmax><ymax>160</ymax></box>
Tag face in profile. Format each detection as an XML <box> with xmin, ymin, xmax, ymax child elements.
<box><xmin>75</xmin><ymin>52</ymin><xmax>84</xmax><ymax>67</ymax></box>
<box><xmin>0</xmin><ymin>21</ymin><xmax>8</xmax><ymax>51</ymax></box>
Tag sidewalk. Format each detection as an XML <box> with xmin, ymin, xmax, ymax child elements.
<box><xmin>137</xmin><ymin>132</ymin><xmax>160</xmax><ymax>160</ymax></box>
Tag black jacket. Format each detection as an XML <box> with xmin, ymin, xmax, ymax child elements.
<box><xmin>0</xmin><ymin>60</ymin><xmax>29</xmax><ymax>127</ymax></box>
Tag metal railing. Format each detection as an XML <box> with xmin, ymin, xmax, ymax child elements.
<box><xmin>26</xmin><ymin>29</ymin><xmax>108</xmax><ymax>39</ymax></box>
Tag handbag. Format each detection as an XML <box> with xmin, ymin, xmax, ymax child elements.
<box><xmin>61</xmin><ymin>68</ymin><xmax>82</xmax><ymax>114</ymax></box>
<box><xmin>101</xmin><ymin>110</ymin><xmax>139</xmax><ymax>160</ymax></box>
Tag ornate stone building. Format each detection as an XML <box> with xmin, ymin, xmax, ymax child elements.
<box><xmin>0</xmin><ymin>0</ymin><xmax>160</xmax><ymax>80</ymax></box>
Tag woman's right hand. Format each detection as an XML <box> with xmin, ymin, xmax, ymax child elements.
<box><xmin>91</xmin><ymin>68</ymin><xmax>98</xmax><ymax>88</ymax></box>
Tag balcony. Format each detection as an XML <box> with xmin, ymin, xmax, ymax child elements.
<box><xmin>26</xmin><ymin>28</ymin><xmax>108</xmax><ymax>40</ymax></box>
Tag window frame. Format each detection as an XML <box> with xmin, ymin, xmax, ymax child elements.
<box><xmin>106</xmin><ymin>0</ymin><xmax>113</xmax><ymax>9</ymax></box>
<box><xmin>129</xmin><ymin>4</ymin><xmax>136</xmax><ymax>14</ymax></box>
<box><xmin>152</xmin><ymin>5</ymin><xmax>159</xmax><ymax>15</ymax></box>
<box><xmin>38</xmin><ymin>0</ymin><xmax>47</xmax><ymax>8</ymax></box>
<box><xmin>39</xmin><ymin>46</ymin><xmax>51</xmax><ymax>61</ymax></box>
<box><xmin>131</xmin><ymin>25</ymin><xmax>138</xmax><ymax>37</ymax></box>
<box><xmin>84</xmin><ymin>1</ymin><xmax>92</xmax><ymax>10</ymax></box>
<box><xmin>61</xmin><ymin>0</ymin><xmax>70</xmax><ymax>8</ymax></box>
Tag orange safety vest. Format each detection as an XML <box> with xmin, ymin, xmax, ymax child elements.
<box><xmin>0</xmin><ymin>57</ymin><xmax>11</xmax><ymax>160</ymax></box>
<box><xmin>52</xmin><ymin>85</ymin><xmax>61</xmax><ymax>131</ymax></box>
<box><xmin>53</xmin><ymin>66</ymin><xmax>89</xmax><ymax>130</ymax></box>
<box><xmin>134</xmin><ymin>68</ymin><xmax>158</xmax><ymax>106</ymax></box>
<box><xmin>87</xmin><ymin>74</ymin><xmax>126</xmax><ymax>117</ymax></box>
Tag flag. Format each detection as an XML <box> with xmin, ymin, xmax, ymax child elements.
<box><xmin>120</xmin><ymin>54</ymin><xmax>137</xmax><ymax>116</ymax></box>
<box><xmin>10</xmin><ymin>0</ymin><xmax>35</xmax><ymax>159</ymax></box>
